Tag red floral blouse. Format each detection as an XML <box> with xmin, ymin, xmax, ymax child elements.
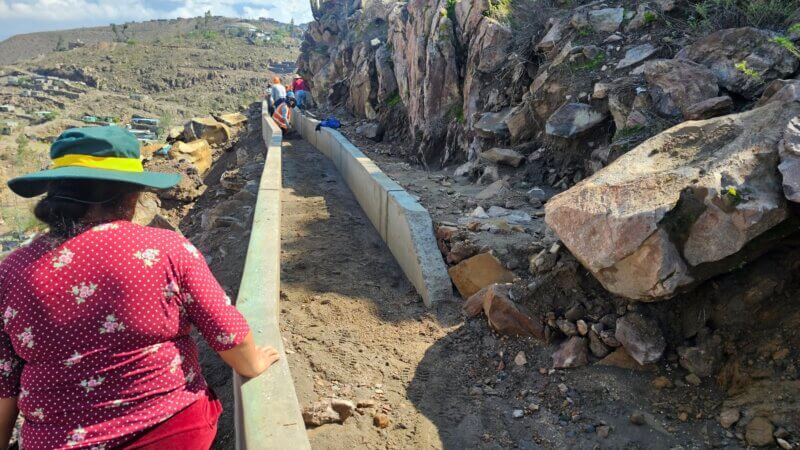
<box><xmin>0</xmin><ymin>220</ymin><xmax>250</xmax><ymax>449</ymax></box>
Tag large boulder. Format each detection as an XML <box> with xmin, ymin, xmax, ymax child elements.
<box><xmin>172</xmin><ymin>139</ymin><xmax>213</xmax><ymax>176</ymax></box>
<box><xmin>643</xmin><ymin>59</ymin><xmax>719</xmax><ymax>118</ymax></box>
<box><xmin>545</xmin><ymin>103</ymin><xmax>608</xmax><ymax>138</ymax></box>
<box><xmin>676</xmin><ymin>27</ymin><xmax>800</xmax><ymax>99</ymax></box>
<box><xmin>545</xmin><ymin>94</ymin><xmax>800</xmax><ymax>300</ymax></box>
<box><xmin>184</xmin><ymin>117</ymin><xmax>231</xmax><ymax>146</ymax></box>
<box><xmin>474</xmin><ymin>108</ymin><xmax>513</xmax><ymax>139</ymax></box>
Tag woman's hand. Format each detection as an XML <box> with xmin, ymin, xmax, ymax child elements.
<box><xmin>255</xmin><ymin>346</ymin><xmax>280</xmax><ymax>375</ymax></box>
<box><xmin>218</xmin><ymin>332</ymin><xmax>281</xmax><ymax>379</ymax></box>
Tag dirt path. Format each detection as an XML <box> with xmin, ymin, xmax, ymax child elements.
<box><xmin>277</xmin><ymin>135</ymin><xmax>738</xmax><ymax>450</ymax></box>
<box><xmin>279</xmin><ymin>136</ymin><xmax>470</xmax><ymax>449</ymax></box>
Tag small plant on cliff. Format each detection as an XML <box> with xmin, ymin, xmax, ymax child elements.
<box><xmin>734</xmin><ymin>61</ymin><xmax>762</xmax><ymax>81</ymax></box>
<box><xmin>385</xmin><ymin>93</ymin><xmax>402</xmax><ymax>108</ymax></box>
<box><xmin>484</xmin><ymin>0</ymin><xmax>513</xmax><ymax>23</ymax></box>
<box><xmin>723</xmin><ymin>186</ymin><xmax>747</xmax><ymax>207</ymax></box>
<box><xmin>789</xmin><ymin>23</ymin><xmax>800</xmax><ymax>35</ymax></box>
<box><xmin>446</xmin><ymin>0</ymin><xmax>458</xmax><ymax>22</ymax></box>
<box><xmin>771</xmin><ymin>36</ymin><xmax>800</xmax><ymax>58</ymax></box>
<box><xmin>447</xmin><ymin>104</ymin><xmax>465</xmax><ymax>124</ymax></box>
<box><xmin>572</xmin><ymin>52</ymin><xmax>606</xmax><ymax>72</ymax></box>
<box><xmin>643</xmin><ymin>11</ymin><xmax>658</xmax><ymax>25</ymax></box>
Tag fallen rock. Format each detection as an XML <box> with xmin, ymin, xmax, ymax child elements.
<box><xmin>757</xmin><ymin>79</ymin><xmax>800</xmax><ymax>107</ymax></box>
<box><xmin>435</xmin><ymin>225</ymin><xmax>459</xmax><ymax>241</ymax></box>
<box><xmin>722</xmin><ymin>380</ymin><xmax>800</xmax><ymax>435</ymax></box>
<box><xmin>155</xmin><ymin>160</ymin><xmax>205</xmax><ymax>203</ymax></box>
<box><xmin>719</xmin><ymin>408</ymin><xmax>740</xmax><ymax>429</ymax></box>
<box><xmin>167</xmin><ymin>126</ymin><xmax>184</xmax><ymax>141</ymax></box>
<box><xmin>132</xmin><ymin>192</ymin><xmax>161</xmax><ymax>227</ymax></box>
<box><xmin>588</xmin><ymin>8</ymin><xmax>624</xmax><ymax>33</ymax></box>
<box><xmin>616</xmin><ymin>44</ymin><xmax>658</xmax><ymax>70</ymax></box>
<box><xmin>652</xmin><ymin>376</ymin><xmax>673</xmax><ymax>389</ymax></box>
<box><xmin>545</xmin><ymin>96</ymin><xmax>800</xmax><ymax>300</ymax></box>
<box><xmin>474</xmin><ymin>108</ymin><xmax>513</xmax><ymax>139</ymax></box>
<box><xmin>598</xmin><ymin>348</ymin><xmax>655</xmax><ymax>371</ymax></box>
<box><xmin>373</xmin><ymin>413</ymin><xmax>390</xmax><ymax>429</ymax></box>
<box><xmin>505</xmin><ymin>102</ymin><xmax>538</xmax><ymax>143</ymax></box>
<box><xmin>684</xmin><ymin>96</ymin><xmax>733</xmax><ymax>120</ymax></box>
<box><xmin>447</xmin><ymin>240</ymin><xmax>479</xmax><ymax>264</ymax></box>
<box><xmin>599</xmin><ymin>329</ymin><xmax>621</xmax><ymax>348</ymax></box>
<box><xmin>529</xmin><ymin>250</ymin><xmax>558</xmax><ymax>274</ymax></box>
<box><xmin>545</xmin><ymin>103</ymin><xmax>608</xmax><ymax>138</ymax></box>
<box><xmin>215</xmin><ymin>112</ymin><xmax>248</xmax><ymax>128</ymax></box>
<box><xmin>184</xmin><ymin>117</ymin><xmax>231</xmax><ymax>146</ymax></box>
<box><xmin>677</xmin><ymin>334</ymin><xmax>723</xmax><ymax>377</ymax></box>
<box><xmin>172</xmin><ymin>139</ymin><xmax>212</xmax><ymax>176</ymax></box>
<box><xmin>643</xmin><ymin>59</ymin><xmax>719</xmax><ymax>118</ymax></box>
<box><xmin>552</xmin><ymin>337</ymin><xmax>589</xmax><ymax>369</ymax></box>
<box><xmin>588</xmin><ymin>330</ymin><xmax>611</xmax><ymax>358</ymax></box>
<box><xmin>220</xmin><ymin>169</ymin><xmax>246</xmax><ymax>191</ymax></box>
<box><xmin>556</xmin><ymin>318</ymin><xmax>578</xmax><ymax>336</ymax></box>
<box><xmin>514</xmin><ymin>351</ymin><xmax>527</xmax><ymax>366</ymax></box>
<box><xmin>615</xmin><ymin>313</ymin><xmax>665</xmax><ymax>365</ymax></box>
<box><xmin>537</xmin><ymin>18</ymin><xmax>567</xmax><ymax>52</ymax></box>
<box><xmin>475</xmin><ymin>180</ymin><xmax>511</xmax><ymax>201</ymax></box>
<box><xmin>480</xmin><ymin>148</ymin><xmax>524</xmax><ymax>167</ymax></box>
<box><xmin>302</xmin><ymin>398</ymin><xmax>356</xmax><ymax>427</ymax></box>
<box><xmin>676</xmin><ymin>27</ymin><xmax>800</xmax><ymax>99</ymax></box>
<box><xmin>629</xmin><ymin>411</ymin><xmax>646</xmax><ymax>425</ymax></box>
<box><xmin>140</xmin><ymin>142</ymin><xmax>166</xmax><ymax>159</ymax></box>
<box><xmin>463</xmin><ymin>283</ymin><xmax>544</xmax><ymax>339</ymax></box>
<box><xmin>745</xmin><ymin>417</ymin><xmax>775</xmax><ymax>447</ymax></box>
<box><xmin>355</xmin><ymin>122</ymin><xmax>384</xmax><ymax>141</ymax></box>
<box><xmin>449</xmin><ymin>253</ymin><xmax>515</xmax><ymax>298</ymax></box>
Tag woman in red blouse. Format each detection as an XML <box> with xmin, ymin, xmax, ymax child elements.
<box><xmin>0</xmin><ymin>127</ymin><xmax>279</xmax><ymax>449</ymax></box>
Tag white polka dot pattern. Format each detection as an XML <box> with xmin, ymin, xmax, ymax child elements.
<box><xmin>0</xmin><ymin>220</ymin><xmax>250</xmax><ymax>449</ymax></box>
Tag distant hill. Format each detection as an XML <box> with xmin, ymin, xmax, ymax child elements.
<box><xmin>0</xmin><ymin>16</ymin><xmax>299</xmax><ymax>65</ymax></box>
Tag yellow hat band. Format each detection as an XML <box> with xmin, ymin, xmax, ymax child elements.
<box><xmin>51</xmin><ymin>154</ymin><xmax>144</xmax><ymax>173</ymax></box>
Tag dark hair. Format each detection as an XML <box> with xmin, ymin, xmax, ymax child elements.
<box><xmin>287</xmin><ymin>97</ymin><xmax>297</xmax><ymax>108</ymax></box>
<box><xmin>34</xmin><ymin>180</ymin><xmax>142</xmax><ymax>237</ymax></box>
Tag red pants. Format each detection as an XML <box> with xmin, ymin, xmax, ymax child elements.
<box><xmin>123</xmin><ymin>391</ymin><xmax>222</xmax><ymax>450</ymax></box>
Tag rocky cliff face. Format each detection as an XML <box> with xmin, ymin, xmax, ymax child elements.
<box><xmin>300</xmin><ymin>1</ymin><xmax>800</xmax><ymax>297</ymax></box>
<box><xmin>298</xmin><ymin>0</ymin><xmax>534</xmax><ymax>164</ymax></box>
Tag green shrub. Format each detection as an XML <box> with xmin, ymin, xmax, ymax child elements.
<box><xmin>771</xmin><ymin>36</ymin><xmax>800</xmax><ymax>58</ymax></box>
<box><xmin>789</xmin><ymin>23</ymin><xmax>800</xmax><ymax>34</ymax></box>
<box><xmin>689</xmin><ymin>0</ymin><xmax>796</xmax><ymax>31</ymax></box>
<box><xmin>484</xmin><ymin>0</ymin><xmax>513</xmax><ymax>23</ymax></box>
<box><xmin>643</xmin><ymin>11</ymin><xmax>658</xmax><ymax>24</ymax></box>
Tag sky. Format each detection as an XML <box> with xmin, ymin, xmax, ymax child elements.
<box><xmin>0</xmin><ymin>0</ymin><xmax>314</xmax><ymax>41</ymax></box>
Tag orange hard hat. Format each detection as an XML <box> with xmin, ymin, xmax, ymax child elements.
<box><xmin>272</xmin><ymin>76</ymin><xmax>281</xmax><ymax>84</ymax></box>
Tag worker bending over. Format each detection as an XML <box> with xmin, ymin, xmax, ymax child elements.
<box><xmin>273</xmin><ymin>97</ymin><xmax>296</xmax><ymax>134</ymax></box>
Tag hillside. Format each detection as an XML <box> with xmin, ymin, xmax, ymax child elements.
<box><xmin>0</xmin><ymin>16</ymin><xmax>298</xmax><ymax>65</ymax></box>
<box><xmin>0</xmin><ymin>16</ymin><xmax>302</xmax><ymax>236</ymax></box>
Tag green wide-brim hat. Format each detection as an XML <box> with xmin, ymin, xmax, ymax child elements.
<box><xmin>8</xmin><ymin>126</ymin><xmax>181</xmax><ymax>198</ymax></box>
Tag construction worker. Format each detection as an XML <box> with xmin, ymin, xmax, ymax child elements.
<box><xmin>272</xmin><ymin>96</ymin><xmax>296</xmax><ymax>133</ymax></box>
<box><xmin>269</xmin><ymin>76</ymin><xmax>286</xmax><ymax>112</ymax></box>
<box><xmin>291</xmin><ymin>75</ymin><xmax>309</xmax><ymax>109</ymax></box>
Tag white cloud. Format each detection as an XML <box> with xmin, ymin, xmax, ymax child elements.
<box><xmin>0</xmin><ymin>0</ymin><xmax>313</xmax><ymax>24</ymax></box>
<box><xmin>0</xmin><ymin>0</ymin><xmax>160</xmax><ymax>22</ymax></box>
